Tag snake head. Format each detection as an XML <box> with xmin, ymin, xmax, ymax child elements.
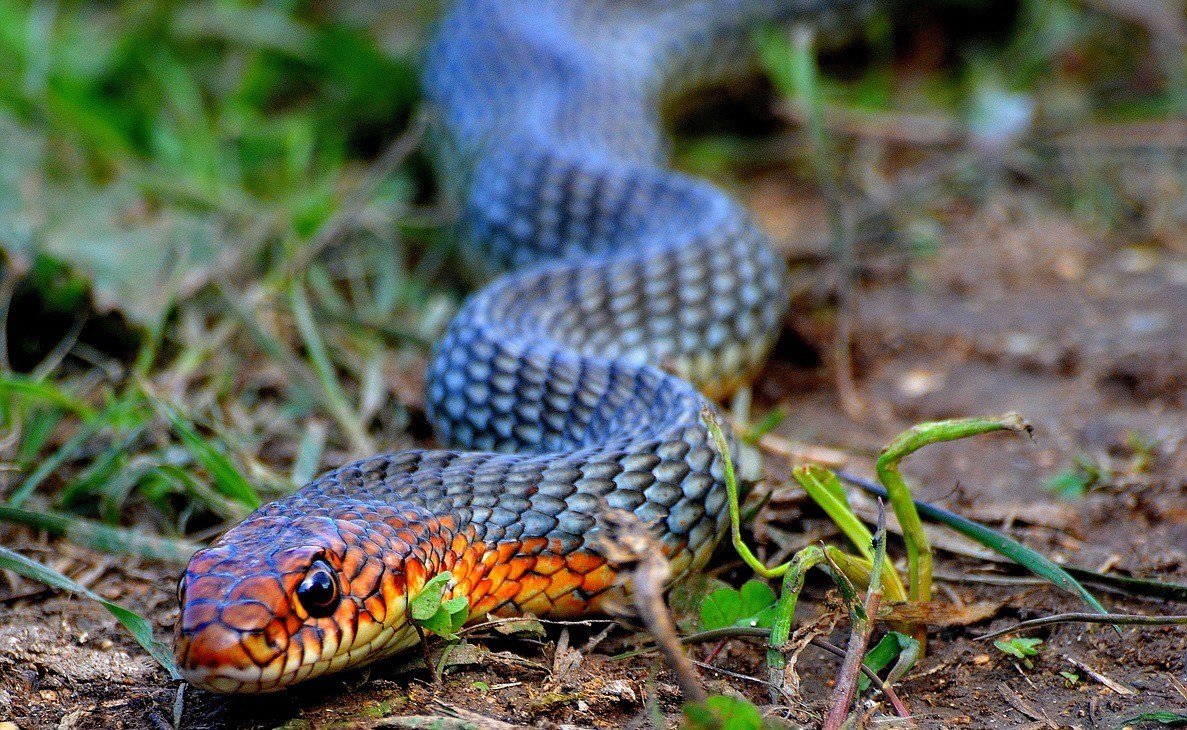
<box><xmin>174</xmin><ymin>514</ymin><xmax>417</xmax><ymax>693</ymax></box>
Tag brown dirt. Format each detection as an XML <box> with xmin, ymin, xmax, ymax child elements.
<box><xmin>3</xmin><ymin>175</ymin><xmax>1187</xmax><ymax>729</ymax></box>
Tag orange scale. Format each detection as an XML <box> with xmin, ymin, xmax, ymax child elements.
<box><xmin>263</xmin><ymin>619</ymin><xmax>288</xmax><ymax>650</ymax></box>
<box><xmin>451</xmin><ymin>534</ymin><xmax>472</xmax><ymax>555</ymax></box>
<box><xmin>452</xmin><ymin>576</ymin><xmax>473</xmax><ymax>602</ymax></box>
<box><xmin>220</xmin><ymin>600</ymin><xmax>274</xmax><ymax>632</ymax></box>
<box><xmin>185</xmin><ymin>626</ymin><xmax>251</xmax><ymax>670</ymax></box>
<box><xmin>383</xmin><ymin>515</ymin><xmax>410</xmax><ymax>530</ymax></box>
<box><xmin>532</xmin><ymin>554</ymin><xmax>564</xmax><ymax>577</ymax></box>
<box><xmin>469</xmin><ymin>578</ymin><xmax>492</xmax><ymax>604</ymax></box>
<box><xmin>492</xmin><ymin>579</ymin><xmax>523</xmax><ymax>605</ymax></box>
<box><xmin>239</xmin><ymin>632</ymin><xmax>277</xmax><ymax>666</ymax></box>
<box><xmin>179</xmin><ymin>599</ymin><xmax>220</xmax><ymax>628</ymax></box>
<box><xmin>186</xmin><ymin>551</ymin><xmax>227</xmax><ymax>573</ymax></box>
<box><xmin>485</xmin><ymin>561</ymin><xmax>511</xmax><ymax>588</ymax></box>
<box><xmin>457</xmin><ymin>546</ymin><xmax>482</xmax><ymax>575</ymax></box>
<box><xmin>548</xmin><ymin>591</ymin><xmax>589</xmax><ymax>617</ymax></box>
<box><xmin>520</xmin><ymin>536</ymin><xmax>549</xmax><ymax>555</ymax></box>
<box><xmin>563</xmin><ymin>551</ymin><xmax>606</xmax><ymax>576</ymax></box>
<box><xmin>542</xmin><ymin>569</ymin><xmax>583</xmax><ymax>600</ymax></box>
<box><xmin>479</xmin><ymin>549</ymin><xmax>500</xmax><ymax>569</ymax></box>
<box><xmin>338</xmin><ymin>520</ymin><xmax>367</xmax><ymax>538</ymax></box>
<box><xmin>580</xmin><ymin>564</ymin><xmax>619</xmax><ymax>595</ymax></box>
<box><xmin>495</xmin><ymin>542</ymin><xmax>520</xmax><ymax>563</ymax></box>
<box><xmin>471</xmin><ymin>594</ymin><xmax>501</xmax><ymax>617</ymax></box>
<box><xmin>517</xmin><ymin>591</ymin><xmax>553</xmax><ymax>616</ymax></box>
<box><xmin>395</xmin><ymin>528</ymin><xmax>419</xmax><ymax>546</ymax></box>
<box><xmin>341</xmin><ymin>547</ymin><xmax>368</xmax><ymax>581</ymax></box>
<box><xmin>514</xmin><ymin>574</ymin><xmax>549</xmax><ymax>602</ymax></box>
<box><xmin>360</xmin><ymin>539</ymin><xmax>383</xmax><ymax>557</ymax></box>
<box><xmin>284</xmin><ymin>613</ymin><xmax>304</xmax><ymax>636</ymax></box>
<box><xmin>505</xmin><ymin>555</ymin><xmax>535</xmax><ymax>581</ymax></box>
<box><xmin>349</xmin><ymin>559</ymin><xmax>385</xmax><ymax>599</ymax></box>
<box><xmin>380</xmin><ymin>574</ymin><xmax>405</xmax><ymax>613</ymax></box>
<box><xmin>403</xmin><ymin>559</ymin><xmax>427</xmax><ymax>593</ymax></box>
<box><xmin>227</xmin><ymin>574</ymin><xmax>286</xmax><ymax>606</ymax></box>
<box><xmin>190</xmin><ymin>572</ymin><xmax>235</xmax><ymax>597</ymax></box>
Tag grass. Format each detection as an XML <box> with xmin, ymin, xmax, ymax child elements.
<box><xmin>0</xmin><ymin>0</ymin><xmax>1184</xmax><ymax>723</ymax></box>
<box><xmin>0</xmin><ymin>0</ymin><xmax>450</xmax><ymax>556</ymax></box>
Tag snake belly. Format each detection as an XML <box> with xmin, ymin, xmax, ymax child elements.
<box><xmin>173</xmin><ymin>0</ymin><xmax>837</xmax><ymax>693</ymax></box>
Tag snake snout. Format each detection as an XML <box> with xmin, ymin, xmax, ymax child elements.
<box><xmin>175</xmin><ymin>540</ymin><xmax>354</xmax><ymax>693</ymax></box>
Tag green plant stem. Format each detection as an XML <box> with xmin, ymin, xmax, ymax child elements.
<box><xmin>702</xmin><ymin>407</ymin><xmax>788</xmax><ymax>580</ymax></box>
<box><xmin>767</xmin><ymin>545</ymin><xmax>826</xmax><ymax>700</ymax></box>
<box><xmin>876</xmin><ymin>413</ymin><xmax>1031</xmax><ymax>604</ymax></box>
<box><xmin>794</xmin><ymin>464</ymin><xmax>906</xmax><ymax>602</ymax></box>
<box><xmin>836</xmin><ymin>469</ymin><xmax>1110</xmax><ymax>616</ymax></box>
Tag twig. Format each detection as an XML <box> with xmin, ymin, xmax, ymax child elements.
<box><xmin>413</xmin><ymin>622</ymin><xmax>439</xmax><ymax>684</ymax></box>
<box><xmin>679</xmin><ymin>627</ymin><xmax>910</xmax><ymax>717</ymax></box>
<box><xmin>823</xmin><ymin>502</ymin><xmax>888</xmax><ymax>730</ymax></box>
<box><xmin>976</xmin><ymin>612</ymin><xmax>1187</xmax><ymax>641</ymax></box>
<box><xmin>1062</xmin><ymin>655</ymin><xmax>1137</xmax><ymax>696</ymax></box>
<box><xmin>789</xmin><ymin>24</ymin><xmax>863</xmax><ymax>420</ymax></box>
<box><xmin>596</xmin><ymin>509</ymin><xmax>706</xmax><ymax>702</ymax></box>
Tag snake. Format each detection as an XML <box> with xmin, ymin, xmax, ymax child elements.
<box><xmin>174</xmin><ymin>0</ymin><xmax>854</xmax><ymax>693</ymax></box>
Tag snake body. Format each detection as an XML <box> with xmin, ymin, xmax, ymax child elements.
<box><xmin>175</xmin><ymin>0</ymin><xmax>842</xmax><ymax>693</ymax></box>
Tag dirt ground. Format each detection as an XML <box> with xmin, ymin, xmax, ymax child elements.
<box><xmin>2</xmin><ymin>165</ymin><xmax>1187</xmax><ymax>728</ymax></box>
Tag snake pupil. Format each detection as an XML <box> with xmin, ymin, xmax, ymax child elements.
<box><xmin>296</xmin><ymin>561</ymin><xmax>339</xmax><ymax>618</ymax></box>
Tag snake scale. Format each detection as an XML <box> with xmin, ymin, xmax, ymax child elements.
<box><xmin>175</xmin><ymin>0</ymin><xmax>854</xmax><ymax>693</ymax></box>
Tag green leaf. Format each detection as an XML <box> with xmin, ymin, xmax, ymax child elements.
<box><xmin>700</xmin><ymin>587</ymin><xmax>743</xmax><ymax>631</ymax></box>
<box><xmin>994</xmin><ymin>637</ymin><xmax>1043</xmax><ymax>659</ymax></box>
<box><xmin>859</xmin><ymin>631</ymin><xmax>920</xmax><ymax>691</ymax></box>
<box><xmin>415</xmin><ymin>586</ymin><xmax>468</xmax><ymax>640</ymax></box>
<box><xmin>1117</xmin><ymin>712</ymin><xmax>1187</xmax><ymax>727</ymax></box>
<box><xmin>410</xmin><ymin>571</ymin><xmax>452</xmax><ymax>622</ymax></box>
<box><xmin>841</xmin><ymin>472</ymin><xmax>1111</xmax><ymax>616</ymax></box>
<box><xmin>738</xmin><ymin>580</ymin><xmax>776</xmax><ymax>616</ymax></box>
<box><xmin>441</xmin><ymin>594</ymin><xmax>468</xmax><ymax>615</ymax></box>
<box><xmin>683</xmin><ymin>695</ymin><xmax>766</xmax><ymax>730</ymax></box>
<box><xmin>0</xmin><ymin>545</ymin><xmax>178</xmax><ymax>678</ymax></box>
<box><xmin>737</xmin><ymin>580</ymin><xmax>778</xmax><ymax>629</ymax></box>
<box><xmin>741</xmin><ymin>407</ymin><xmax>785</xmax><ymax>444</ymax></box>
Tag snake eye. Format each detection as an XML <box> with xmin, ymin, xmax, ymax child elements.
<box><xmin>296</xmin><ymin>560</ymin><xmax>339</xmax><ymax>618</ymax></box>
<box><xmin>176</xmin><ymin>575</ymin><xmax>185</xmax><ymax>604</ymax></box>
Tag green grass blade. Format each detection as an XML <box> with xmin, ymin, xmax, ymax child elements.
<box><xmin>289</xmin><ymin>278</ymin><xmax>372</xmax><ymax>453</ymax></box>
<box><xmin>794</xmin><ymin>465</ymin><xmax>907</xmax><ymax>602</ymax></box>
<box><xmin>8</xmin><ymin>411</ymin><xmax>106</xmax><ymax>507</ymax></box>
<box><xmin>0</xmin><ymin>545</ymin><xmax>179</xmax><ymax>678</ymax></box>
<box><xmin>0</xmin><ymin>374</ymin><xmax>96</xmax><ymax>419</ymax></box>
<box><xmin>143</xmin><ymin>390</ymin><xmax>261</xmax><ymax>510</ymax></box>
<box><xmin>0</xmin><ymin>505</ymin><xmax>200</xmax><ymax>563</ymax></box>
<box><xmin>1063</xmin><ymin>567</ymin><xmax>1187</xmax><ymax>603</ymax></box>
<box><xmin>837</xmin><ymin>472</ymin><xmax>1109</xmax><ymax>616</ymax></box>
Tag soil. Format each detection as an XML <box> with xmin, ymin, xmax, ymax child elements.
<box><xmin>2</xmin><ymin>173</ymin><xmax>1187</xmax><ymax>729</ymax></box>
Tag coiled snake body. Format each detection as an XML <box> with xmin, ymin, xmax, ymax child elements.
<box><xmin>175</xmin><ymin>0</ymin><xmax>844</xmax><ymax>693</ymax></box>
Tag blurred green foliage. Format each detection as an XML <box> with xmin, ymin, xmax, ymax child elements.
<box><xmin>0</xmin><ymin>0</ymin><xmax>429</xmax><ymax>325</ymax></box>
